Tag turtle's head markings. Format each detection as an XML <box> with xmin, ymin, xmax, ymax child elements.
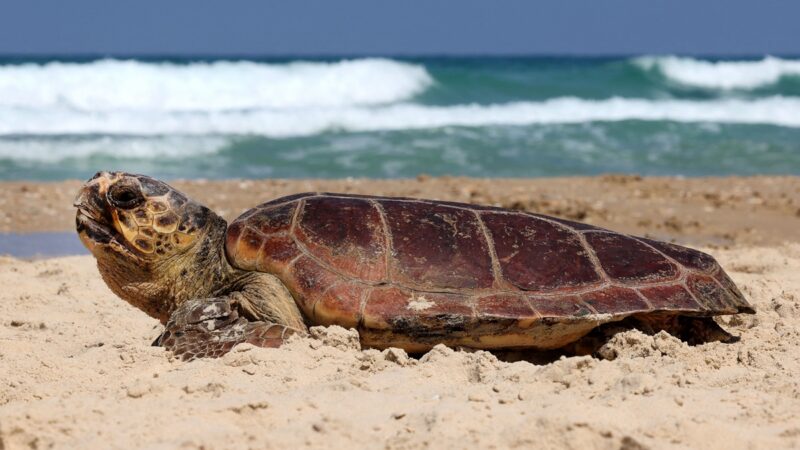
<box><xmin>75</xmin><ymin>171</ymin><xmax>205</xmax><ymax>260</ymax></box>
<box><xmin>75</xmin><ymin>172</ymin><xmax>230</xmax><ymax>322</ymax></box>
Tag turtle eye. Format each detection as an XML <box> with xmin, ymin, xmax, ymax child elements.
<box><xmin>108</xmin><ymin>184</ymin><xmax>144</xmax><ymax>209</ymax></box>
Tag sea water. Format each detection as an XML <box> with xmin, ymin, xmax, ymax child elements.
<box><xmin>1</xmin><ymin>55</ymin><xmax>799</xmax><ymax>180</ymax></box>
<box><xmin>0</xmin><ymin>232</ymin><xmax>87</xmax><ymax>258</ymax></box>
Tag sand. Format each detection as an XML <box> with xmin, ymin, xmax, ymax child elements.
<box><xmin>3</xmin><ymin>175</ymin><xmax>800</xmax><ymax>246</ymax></box>
<box><xmin>2</xmin><ymin>176</ymin><xmax>800</xmax><ymax>449</ymax></box>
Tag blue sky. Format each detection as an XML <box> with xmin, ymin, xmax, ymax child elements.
<box><xmin>1</xmin><ymin>1</ymin><xmax>798</xmax><ymax>55</ymax></box>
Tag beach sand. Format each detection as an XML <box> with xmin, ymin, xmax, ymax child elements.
<box><xmin>1</xmin><ymin>176</ymin><xmax>800</xmax><ymax>449</ymax></box>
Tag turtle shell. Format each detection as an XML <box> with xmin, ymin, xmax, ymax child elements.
<box><xmin>225</xmin><ymin>193</ymin><xmax>752</xmax><ymax>351</ymax></box>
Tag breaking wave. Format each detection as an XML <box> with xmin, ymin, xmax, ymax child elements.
<box><xmin>0</xmin><ymin>136</ymin><xmax>227</xmax><ymax>162</ymax></box>
<box><xmin>2</xmin><ymin>96</ymin><xmax>800</xmax><ymax>137</ymax></box>
<box><xmin>634</xmin><ymin>55</ymin><xmax>800</xmax><ymax>90</ymax></box>
<box><xmin>2</xmin><ymin>56</ymin><xmax>800</xmax><ymax>178</ymax></box>
<box><xmin>0</xmin><ymin>58</ymin><xmax>432</xmax><ymax>111</ymax></box>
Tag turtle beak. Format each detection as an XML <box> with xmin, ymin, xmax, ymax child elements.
<box><xmin>74</xmin><ymin>171</ymin><xmax>147</xmax><ymax>264</ymax></box>
<box><xmin>74</xmin><ymin>171</ymin><xmax>117</xmax><ymax>245</ymax></box>
<box><xmin>73</xmin><ymin>192</ymin><xmax>87</xmax><ymax>208</ymax></box>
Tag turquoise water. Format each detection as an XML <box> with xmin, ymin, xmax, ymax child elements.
<box><xmin>1</xmin><ymin>56</ymin><xmax>799</xmax><ymax>180</ymax></box>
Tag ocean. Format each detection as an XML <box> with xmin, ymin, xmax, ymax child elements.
<box><xmin>1</xmin><ymin>55</ymin><xmax>800</xmax><ymax>181</ymax></box>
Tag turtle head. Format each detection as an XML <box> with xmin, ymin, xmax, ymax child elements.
<box><xmin>75</xmin><ymin>171</ymin><xmax>228</xmax><ymax>321</ymax></box>
<box><xmin>74</xmin><ymin>171</ymin><xmax>210</xmax><ymax>260</ymax></box>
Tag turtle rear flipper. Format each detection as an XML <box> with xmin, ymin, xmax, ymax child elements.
<box><xmin>155</xmin><ymin>297</ymin><xmax>302</xmax><ymax>360</ymax></box>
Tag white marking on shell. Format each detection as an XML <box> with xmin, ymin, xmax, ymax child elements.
<box><xmin>407</xmin><ymin>296</ymin><xmax>435</xmax><ymax>311</ymax></box>
<box><xmin>202</xmin><ymin>304</ymin><xmax>219</xmax><ymax>314</ymax></box>
<box><xmin>206</xmin><ymin>320</ymin><xmax>216</xmax><ymax>331</ymax></box>
<box><xmin>586</xmin><ymin>313</ymin><xmax>614</xmax><ymax>323</ymax></box>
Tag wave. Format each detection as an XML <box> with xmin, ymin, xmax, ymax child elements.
<box><xmin>634</xmin><ymin>56</ymin><xmax>800</xmax><ymax>90</ymax></box>
<box><xmin>0</xmin><ymin>136</ymin><xmax>227</xmax><ymax>162</ymax></box>
<box><xmin>0</xmin><ymin>58</ymin><xmax>432</xmax><ymax>111</ymax></box>
<box><xmin>2</xmin><ymin>96</ymin><xmax>800</xmax><ymax>138</ymax></box>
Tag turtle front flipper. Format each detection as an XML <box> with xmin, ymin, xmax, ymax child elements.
<box><xmin>155</xmin><ymin>297</ymin><xmax>303</xmax><ymax>360</ymax></box>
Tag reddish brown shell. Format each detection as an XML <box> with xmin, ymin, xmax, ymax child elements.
<box><xmin>225</xmin><ymin>193</ymin><xmax>752</xmax><ymax>351</ymax></box>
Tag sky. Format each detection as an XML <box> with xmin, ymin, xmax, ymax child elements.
<box><xmin>0</xmin><ymin>1</ymin><xmax>798</xmax><ymax>56</ymax></box>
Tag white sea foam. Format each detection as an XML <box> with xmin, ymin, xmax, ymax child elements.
<box><xmin>0</xmin><ymin>136</ymin><xmax>227</xmax><ymax>162</ymax></box>
<box><xmin>0</xmin><ymin>58</ymin><xmax>432</xmax><ymax>111</ymax></box>
<box><xmin>634</xmin><ymin>56</ymin><xmax>800</xmax><ymax>90</ymax></box>
<box><xmin>2</xmin><ymin>96</ymin><xmax>799</xmax><ymax>139</ymax></box>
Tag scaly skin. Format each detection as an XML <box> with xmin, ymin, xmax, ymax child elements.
<box><xmin>75</xmin><ymin>172</ymin><xmax>306</xmax><ymax>359</ymax></box>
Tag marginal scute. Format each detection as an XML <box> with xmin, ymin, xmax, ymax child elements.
<box><xmin>529</xmin><ymin>295</ymin><xmax>595</xmax><ymax>318</ymax></box>
<box><xmin>312</xmin><ymin>282</ymin><xmax>366</xmax><ymax>328</ymax></box>
<box><xmin>225</xmin><ymin>221</ymin><xmax>245</xmax><ymax>262</ymax></box>
<box><xmin>297</xmin><ymin>197</ymin><xmax>387</xmax><ymax>282</ymax></box>
<box><xmin>361</xmin><ymin>287</ymin><xmax>409</xmax><ymax>330</ymax></box>
<box><xmin>381</xmin><ymin>200</ymin><xmax>495</xmax><ymax>289</ymax></box>
<box><xmin>231</xmin><ymin>226</ymin><xmax>264</xmax><ymax>270</ymax></box>
<box><xmin>585</xmin><ymin>232</ymin><xmax>678</xmax><ymax>283</ymax></box>
<box><xmin>713</xmin><ymin>271</ymin><xmax>752</xmax><ymax>312</ymax></box>
<box><xmin>362</xmin><ymin>287</ymin><xmax>473</xmax><ymax>334</ymax></box>
<box><xmin>686</xmin><ymin>274</ymin><xmax>737</xmax><ymax>313</ymax></box>
<box><xmin>638</xmin><ymin>284</ymin><xmax>702</xmax><ymax>311</ymax></box>
<box><xmin>476</xmin><ymin>294</ymin><xmax>539</xmax><ymax>328</ymax></box>
<box><xmin>482</xmin><ymin>212</ymin><xmax>601</xmax><ymax>291</ymax></box>
<box><xmin>580</xmin><ymin>286</ymin><xmax>651</xmax><ymax>314</ymax></box>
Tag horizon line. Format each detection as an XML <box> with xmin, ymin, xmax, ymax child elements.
<box><xmin>0</xmin><ymin>52</ymin><xmax>797</xmax><ymax>60</ymax></box>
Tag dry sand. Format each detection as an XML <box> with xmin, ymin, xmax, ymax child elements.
<box><xmin>1</xmin><ymin>176</ymin><xmax>800</xmax><ymax>449</ymax></box>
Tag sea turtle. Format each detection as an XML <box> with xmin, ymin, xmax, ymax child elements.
<box><xmin>75</xmin><ymin>172</ymin><xmax>754</xmax><ymax>360</ymax></box>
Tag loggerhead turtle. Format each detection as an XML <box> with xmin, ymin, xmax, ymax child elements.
<box><xmin>75</xmin><ymin>172</ymin><xmax>754</xmax><ymax>360</ymax></box>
